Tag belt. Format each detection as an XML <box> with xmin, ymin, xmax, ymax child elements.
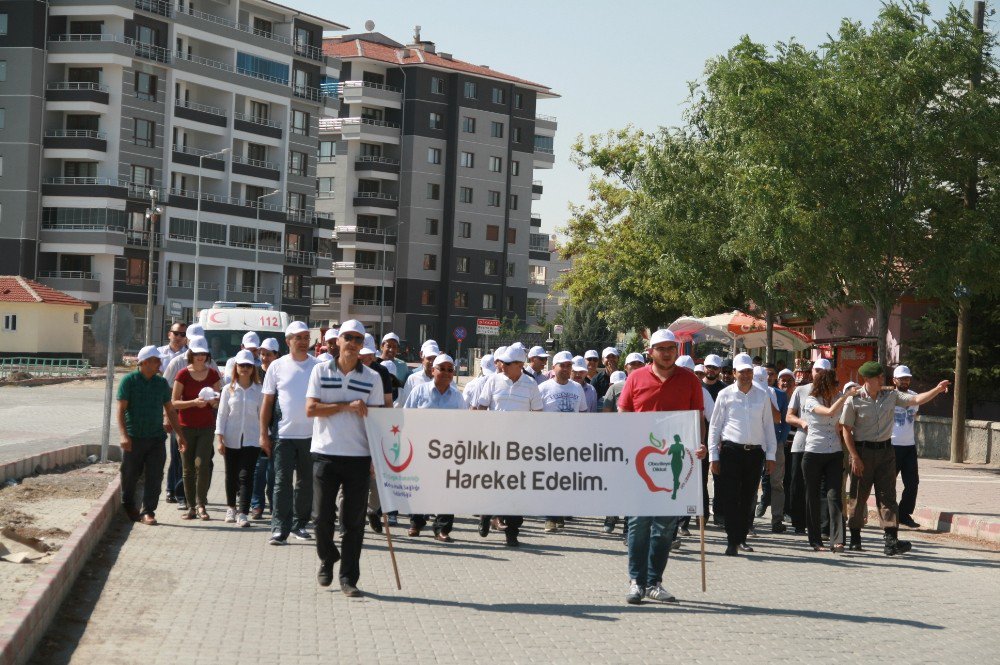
<box><xmin>857</xmin><ymin>440</ymin><xmax>891</xmax><ymax>450</ymax></box>
<box><xmin>722</xmin><ymin>440</ymin><xmax>762</xmax><ymax>451</ymax></box>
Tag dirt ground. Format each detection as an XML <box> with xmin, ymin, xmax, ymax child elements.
<box><xmin>0</xmin><ymin>462</ymin><xmax>116</xmax><ymax>621</ymax></box>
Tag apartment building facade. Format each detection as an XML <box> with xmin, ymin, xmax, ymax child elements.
<box><xmin>317</xmin><ymin>30</ymin><xmax>557</xmax><ymax>350</ymax></box>
<box><xmin>0</xmin><ymin>0</ymin><xmax>345</xmax><ymax>341</ymax></box>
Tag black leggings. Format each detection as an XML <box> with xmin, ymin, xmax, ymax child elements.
<box><xmin>224</xmin><ymin>446</ymin><xmax>261</xmax><ymax>514</ymax></box>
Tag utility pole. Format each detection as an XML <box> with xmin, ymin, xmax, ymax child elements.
<box><xmin>950</xmin><ymin>0</ymin><xmax>986</xmax><ymax>464</ymax></box>
<box><xmin>143</xmin><ymin>189</ymin><xmax>162</xmax><ymax>345</ymax></box>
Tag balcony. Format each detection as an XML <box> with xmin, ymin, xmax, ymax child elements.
<box><xmin>532</xmin><ymin>180</ymin><xmax>544</xmax><ymax>196</ymax></box>
<box><xmin>132</xmin><ymin>40</ymin><xmax>171</xmax><ymax>64</ymax></box>
<box><xmin>334</xmin><ymin>262</ymin><xmax>395</xmax><ymax>284</ymax></box>
<box><xmin>233</xmin><ymin>111</ymin><xmax>282</xmax><ymax>139</ymax></box>
<box><xmin>293</xmin><ymin>41</ymin><xmax>326</xmax><ymax>63</ymax></box>
<box><xmin>124</xmin><ymin>229</ymin><xmax>162</xmax><ymax>248</ymax></box>
<box><xmin>44</xmin><ymin>129</ymin><xmax>108</xmax><ymax>153</ymax></box>
<box><xmin>135</xmin><ymin>0</ymin><xmax>172</xmax><ymax>17</ymax></box>
<box><xmin>338</xmin><ymin>80</ymin><xmax>402</xmax><ymax>109</ymax></box>
<box><xmin>348</xmin><ymin>299</ymin><xmax>392</xmax><ymax>317</ymax></box>
<box><xmin>173</xmin><ymin>49</ymin><xmax>234</xmax><ymax>79</ymax></box>
<box><xmin>354</xmin><ymin>155</ymin><xmax>400</xmax><ymax>177</ymax></box>
<box><xmin>166</xmin><ymin>279</ymin><xmax>219</xmax><ymax>302</ymax></box>
<box><xmin>42</xmin><ymin>176</ymin><xmax>129</xmax><ymax>198</ymax></box>
<box><xmin>292</xmin><ymin>84</ymin><xmax>326</xmax><ymax>104</ymax></box>
<box><xmin>231</xmin><ymin>155</ymin><xmax>281</xmax><ymax>180</ymax></box>
<box><xmin>353</xmin><ymin>192</ymin><xmax>398</xmax><ymax>210</ymax></box>
<box><xmin>319</xmin><ymin>117</ymin><xmax>400</xmax><ymax>144</ymax></box>
<box><xmin>47</xmin><ymin>34</ymin><xmax>135</xmax><ymax>65</ymax></box>
<box><xmin>535</xmin><ymin>113</ymin><xmax>558</xmax><ymax>136</ymax></box>
<box><xmin>38</xmin><ymin>270</ymin><xmax>103</xmax><ymax>295</ymax></box>
<box><xmin>46</xmin><ymin>82</ymin><xmax>110</xmax><ymax>106</ymax></box>
<box><xmin>173</xmin><ymin>4</ymin><xmax>294</xmax><ymax>50</ymax></box>
<box><xmin>225</xmin><ymin>284</ymin><xmax>275</xmax><ymax>302</ymax></box>
<box><xmin>333</xmin><ymin>226</ymin><xmax>396</xmax><ymax>247</ymax></box>
<box><xmin>530</xmin><ymin>214</ymin><xmax>542</xmax><ymax>228</ymax></box>
<box><xmin>172</xmin><ymin>144</ymin><xmax>226</xmax><ymax>170</ymax></box>
<box><xmin>284</xmin><ymin>249</ymin><xmax>317</xmax><ymax>267</ymax></box>
<box><xmin>174</xmin><ymin>99</ymin><xmax>228</xmax><ymax>128</ymax></box>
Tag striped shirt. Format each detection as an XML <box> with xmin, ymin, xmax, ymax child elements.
<box><xmin>306</xmin><ymin>360</ymin><xmax>384</xmax><ymax>456</ymax></box>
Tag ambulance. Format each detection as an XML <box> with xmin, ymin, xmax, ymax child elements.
<box><xmin>197</xmin><ymin>302</ymin><xmax>290</xmax><ymax>365</ymax></box>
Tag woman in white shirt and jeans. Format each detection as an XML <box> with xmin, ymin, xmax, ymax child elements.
<box><xmin>216</xmin><ymin>350</ymin><xmax>262</xmax><ymax>527</ymax></box>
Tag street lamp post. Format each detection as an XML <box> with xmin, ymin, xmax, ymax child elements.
<box><xmin>254</xmin><ymin>189</ymin><xmax>282</xmax><ymax>303</ymax></box>
<box><xmin>192</xmin><ymin>147</ymin><xmax>229</xmax><ymax>314</ymax></box>
<box><xmin>143</xmin><ymin>189</ymin><xmax>162</xmax><ymax>345</ymax></box>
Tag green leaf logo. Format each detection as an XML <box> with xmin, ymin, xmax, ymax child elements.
<box><xmin>649</xmin><ymin>432</ymin><xmax>665</xmax><ymax>449</ymax></box>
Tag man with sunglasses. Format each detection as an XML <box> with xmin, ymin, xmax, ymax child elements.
<box><xmin>158</xmin><ymin>323</ymin><xmax>187</xmax><ymax>505</ymax></box>
<box><xmin>396</xmin><ymin>341</ymin><xmax>439</xmax><ymax>407</ymax></box>
<box><xmin>306</xmin><ymin>320</ymin><xmax>385</xmax><ymax>596</ymax></box>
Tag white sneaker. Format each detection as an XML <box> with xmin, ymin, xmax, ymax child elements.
<box><xmin>626</xmin><ymin>581</ymin><xmax>644</xmax><ymax>605</ymax></box>
<box><xmin>645</xmin><ymin>584</ymin><xmax>677</xmax><ymax>602</ymax></box>
<box><xmin>237</xmin><ymin>513</ymin><xmax>250</xmax><ymax>528</ymax></box>
<box><xmin>225</xmin><ymin>507</ymin><xmax>237</xmax><ymax>523</ymax></box>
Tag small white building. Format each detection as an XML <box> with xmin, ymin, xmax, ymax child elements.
<box><xmin>0</xmin><ymin>276</ymin><xmax>90</xmax><ymax>357</ymax></box>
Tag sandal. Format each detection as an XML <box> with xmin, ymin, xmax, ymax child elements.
<box><xmin>831</xmin><ymin>544</ymin><xmax>845</xmax><ymax>554</ymax></box>
<box><xmin>181</xmin><ymin>508</ymin><xmax>197</xmax><ymax>520</ymax></box>
<box><xmin>198</xmin><ymin>505</ymin><xmax>210</xmax><ymax>521</ymax></box>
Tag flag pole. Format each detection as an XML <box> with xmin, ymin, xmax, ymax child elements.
<box><xmin>382</xmin><ymin>513</ymin><xmax>402</xmax><ymax>590</ymax></box>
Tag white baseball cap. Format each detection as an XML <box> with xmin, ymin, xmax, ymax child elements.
<box><xmin>676</xmin><ymin>355</ymin><xmax>696</xmax><ymax>371</ymax></box>
<box><xmin>625</xmin><ymin>352</ymin><xmax>645</xmax><ymax>365</ymax></box>
<box><xmin>571</xmin><ymin>359</ymin><xmax>589</xmax><ymax>373</ymax></box>
<box><xmin>339</xmin><ymin>320</ymin><xmax>366</xmax><ymax>336</ymax></box>
<box><xmin>843</xmin><ymin>381</ymin><xmax>860</xmax><ymax>392</ymax></box>
<box><xmin>648</xmin><ymin>329</ymin><xmax>677</xmax><ymax>347</ymax></box>
<box><xmin>813</xmin><ymin>358</ymin><xmax>833</xmax><ymax>371</ymax></box>
<box><xmin>601</xmin><ymin>346</ymin><xmax>620</xmax><ymax>359</ymax></box>
<box><xmin>501</xmin><ymin>346</ymin><xmax>527</xmax><ymax>364</ymax></box>
<box><xmin>363</xmin><ymin>333</ymin><xmax>377</xmax><ymax>354</ymax></box>
<box><xmin>234</xmin><ymin>349</ymin><xmax>256</xmax><ymax>365</ymax></box>
<box><xmin>493</xmin><ymin>346</ymin><xmax>508</xmax><ymax>361</ymax></box>
<box><xmin>285</xmin><ymin>321</ymin><xmax>309</xmax><ymax>336</ymax></box>
<box><xmin>241</xmin><ymin>331</ymin><xmax>260</xmax><ymax>349</ymax></box>
<box><xmin>584</xmin><ymin>349</ymin><xmax>600</xmax><ymax>360</ymax></box>
<box><xmin>694</xmin><ymin>364</ymin><xmax>706</xmax><ymax>374</ymax></box>
<box><xmin>480</xmin><ymin>354</ymin><xmax>496</xmax><ymax>375</ymax></box>
<box><xmin>704</xmin><ymin>353</ymin><xmax>723</xmax><ymax>368</ymax></box>
<box><xmin>197</xmin><ymin>386</ymin><xmax>219</xmax><ymax>401</ymax></box>
<box><xmin>380</xmin><ymin>360</ymin><xmax>397</xmax><ymax>375</ymax></box>
<box><xmin>324</xmin><ymin>328</ymin><xmax>339</xmax><ymax>342</ymax></box>
<box><xmin>552</xmin><ymin>350</ymin><xmax>574</xmax><ymax>364</ymax></box>
<box><xmin>432</xmin><ymin>353</ymin><xmax>455</xmax><ymax>368</ymax></box>
<box><xmin>610</xmin><ymin>370</ymin><xmax>627</xmax><ymax>383</ymax></box>
<box><xmin>733</xmin><ymin>353</ymin><xmax>754</xmax><ymax>372</ymax></box>
<box><xmin>421</xmin><ymin>343</ymin><xmax>440</xmax><ymax>358</ymax></box>
<box><xmin>778</xmin><ymin>368</ymin><xmax>794</xmax><ymax>379</ymax></box>
<box><xmin>528</xmin><ymin>345</ymin><xmax>549</xmax><ymax>359</ymax></box>
<box><xmin>186</xmin><ymin>323</ymin><xmax>205</xmax><ymax>338</ymax></box>
<box><xmin>381</xmin><ymin>332</ymin><xmax>400</xmax><ymax>344</ymax></box>
<box><xmin>893</xmin><ymin>365</ymin><xmax>912</xmax><ymax>378</ymax></box>
<box><xmin>752</xmin><ymin>366</ymin><xmax>769</xmax><ymax>385</ymax></box>
<box><xmin>509</xmin><ymin>342</ymin><xmax>526</xmax><ymax>351</ymax></box>
<box><xmin>423</xmin><ymin>339</ymin><xmax>439</xmax><ymax>349</ymax></box>
<box><xmin>316</xmin><ymin>352</ymin><xmax>333</xmax><ymax>362</ymax></box>
<box><xmin>188</xmin><ymin>337</ymin><xmax>210</xmax><ymax>354</ymax></box>
<box><xmin>359</xmin><ymin>346</ymin><xmax>375</xmax><ymax>356</ymax></box>
<box><xmin>137</xmin><ymin>345</ymin><xmax>161</xmax><ymax>363</ymax></box>
<box><xmin>260</xmin><ymin>337</ymin><xmax>280</xmax><ymax>353</ymax></box>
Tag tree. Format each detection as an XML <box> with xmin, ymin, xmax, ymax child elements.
<box><xmin>554</xmin><ymin>303</ymin><xmax>616</xmax><ymax>354</ymax></box>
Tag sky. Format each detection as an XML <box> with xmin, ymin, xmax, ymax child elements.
<box><xmin>294</xmin><ymin>0</ymin><xmax>985</xmax><ymax>238</ymax></box>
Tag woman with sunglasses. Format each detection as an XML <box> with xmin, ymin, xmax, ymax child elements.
<box><xmin>172</xmin><ymin>336</ymin><xmax>222</xmax><ymax>520</ymax></box>
<box><xmin>216</xmin><ymin>350</ymin><xmax>263</xmax><ymax>527</ymax></box>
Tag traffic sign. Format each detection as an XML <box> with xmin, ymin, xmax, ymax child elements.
<box><xmin>553</xmin><ymin>324</ymin><xmax>564</xmax><ymax>335</ymax></box>
<box><xmin>476</xmin><ymin>318</ymin><xmax>501</xmax><ymax>336</ymax></box>
<box><xmin>453</xmin><ymin>326</ymin><xmax>467</xmax><ymax>341</ymax></box>
<box><xmin>169</xmin><ymin>300</ymin><xmax>183</xmax><ymax>317</ymax></box>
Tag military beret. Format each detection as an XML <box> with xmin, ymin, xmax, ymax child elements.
<box><xmin>858</xmin><ymin>361</ymin><xmax>884</xmax><ymax>378</ymax></box>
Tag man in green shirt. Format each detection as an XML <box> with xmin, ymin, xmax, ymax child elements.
<box><xmin>117</xmin><ymin>345</ymin><xmax>186</xmax><ymax>525</ymax></box>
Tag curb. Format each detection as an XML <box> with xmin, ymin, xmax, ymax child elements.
<box><xmin>866</xmin><ymin>497</ymin><xmax>1000</xmax><ymax>545</ymax></box>
<box><xmin>0</xmin><ymin>475</ymin><xmax>121</xmax><ymax>665</ymax></box>
<box><xmin>1</xmin><ymin>444</ymin><xmax>121</xmax><ymax>485</ymax></box>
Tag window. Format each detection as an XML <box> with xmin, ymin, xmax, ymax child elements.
<box><xmin>291</xmin><ymin>110</ymin><xmax>309</xmax><ymax>135</ymax></box>
<box><xmin>460</xmin><ymin>151</ymin><xmax>474</xmax><ymax>168</ymax></box>
<box><xmin>245</xmin><ymin>185</ymin><xmax>265</xmax><ymax>206</ymax></box>
<box><xmin>135</xmin><ymin>72</ymin><xmax>157</xmax><ymax>101</ymax></box>
<box><xmin>421</xmin><ymin>289</ymin><xmax>436</xmax><ymax>306</ymax></box>
<box><xmin>462</xmin><ymin>116</ymin><xmax>476</xmax><ymax>133</ymax></box>
<box><xmin>318</xmin><ymin>177</ymin><xmax>334</xmax><ymax>196</ymax></box>
<box><xmin>511</xmin><ymin>160</ymin><xmax>520</xmax><ymax>176</ymax></box>
<box><xmin>253</xmin><ymin>17</ymin><xmax>272</xmax><ymax>36</ymax></box>
<box><xmin>429</xmin><ymin>112</ymin><xmax>443</xmax><ymax>129</ymax></box>
<box><xmin>67</xmin><ymin>114</ymin><xmax>99</xmax><ymax>131</ymax></box>
<box><xmin>0</xmin><ymin>14</ymin><xmax>7</xmax><ymax>36</ymax></box>
<box><xmin>427</xmin><ymin>147</ymin><xmax>441</xmax><ymax>164</ymax></box>
<box><xmin>454</xmin><ymin>291</ymin><xmax>468</xmax><ymax>308</ymax></box>
<box><xmin>125</xmin><ymin>257</ymin><xmax>148</xmax><ymax>286</ymax></box>
<box><xmin>514</xmin><ymin>92</ymin><xmax>523</xmax><ymax>109</ymax></box>
<box><xmin>489</xmin><ymin>156</ymin><xmax>502</xmax><ymax>173</ymax></box>
<box><xmin>0</xmin><ymin>156</ymin><xmax>3</xmax><ymax>176</ymax></box>
<box><xmin>506</xmin><ymin>295</ymin><xmax>515</xmax><ymax>312</ymax></box>
<box><xmin>512</xmin><ymin>126</ymin><xmax>522</xmax><ymax>142</ymax></box>
<box><xmin>287</xmin><ymin>191</ymin><xmax>306</xmax><ymax>211</ymax></box>
<box><xmin>249</xmin><ymin>100</ymin><xmax>269</xmax><ymax>123</ymax></box>
<box><xmin>361</xmin><ymin>106</ymin><xmax>383</xmax><ymax>121</ymax></box>
<box><xmin>0</xmin><ymin>108</ymin><xmax>4</xmax><ymax>129</ymax></box>
<box><xmin>247</xmin><ymin>143</ymin><xmax>268</xmax><ymax>162</ymax></box>
<box><xmin>507</xmin><ymin>262</ymin><xmax>515</xmax><ymax>277</ymax></box>
<box><xmin>456</xmin><ymin>256</ymin><xmax>469</xmax><ymax>273</ymax></box>
<box><xmin>423</xmin><ymin>254</ymin><xmax>437</xmax><ymax>270</ymax></box>
<box><xmin>131</xmin><ymin>165</ymin><xmax>153</xmax><ymax>186</ymax></box>
<box><xmin>458</xmin><ymin>221</ymin><xmax>471</xmax><ymax>238</ymax></box>
<box><xmin>488</xmin><ymin>191</ymin><xmax>501</xmax><ymax>207</ymax></box>
<box><xmin>0</xmin><ymin>61</ymin><xmax>6</xmax><ymax>82</ymax></box>
<box><xmin>507</xmin><ymin>228</ymin><xmax>517</xmax><ymax>243</ymax></box>
<box><xmin>492</xmin><ymin>88</ymin><xmax>505</xmax><ymax>104</ymax></box>
<box><xmin>360</xmin><ymin>142</ymin><xmax>382</xmax><ymax>157</ymax></box>
<box><xmin>459</xmin><ymin>187</ymin><xmax>473</xmax><ymax>204</ymax></box>
<box><xmin>319</xmin><ymin>141</ymin><xmax>335</xmax><ymax>161</ymax></box>
<box><xmin>236</xmin><ymin>52</ymin><xmax>289</xmax><ymax>84</ymax></box>
<box><xmin>427</xmin><ymin>183</ymin><xmax>440</xmax><ymax>200</ymax></box>
<box><xmin>483</xmin><ymin>293</ymin><xmax>496</xmax><ymax>310</ymax></box>
<box><xmin>431</xmin><ymin>77</ymin><xmax>445</xmax><ymax>94</ymax></box>
<box><xmin>283</xmin><ymin>274</ymin><xmax>302</xmax><ymax>299</ymax></box>
<box><xmin>425</xmin><ymin>218</ymin><xmax>439</xmax><ymax>235</ymax></box>
<box><xmin>134</xmin><ymin>118</ymin><xmax>154</xmax><ymax>148</ymax></box>
<box><xmin>289</xmin><ymin>151</ymin><xmax>307</xmax><ymax>176</ymax></box>
<box><xmin>2</xmin><ymin>315</ymin><xmax>15</xmax><ymax>332</ymax></box>
<box><xmin>484</xmin><ymin>259</ymin><xmax>498</xmax><ymax>276</ymax></box>
<box><xmin>463</xmin><ymin>81</ymin><xmax>477</xmax><ymax>99</ymax></box>
<box><xmin>509</xmin><ymin>194</ymin><xmax>519</xmax><ymax>210</ymax></box>
<box><xmin>491</xmin><ymin>121</ymin><xmax>504</xmax><ymax>138</ymax></box>
<box><xmin>64</xmin><ymin>161</ymin><xmax>97</xmax><ymax>178</ymax></box>
<box><xmin>486</xmin><ymin>225</ymin><xmax>499</xmax><ymax>241</ymax></box>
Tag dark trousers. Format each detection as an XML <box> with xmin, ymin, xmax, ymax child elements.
<box><xmin>894</xmin><ymin>445</ymin><xmax>919</xmax><ymax>520</ymax></box>
<box><xmin>759</xmin><ymin>468</ymin><xmax>771</xmax><ymax>509</ymax></box>
<box><xmin>782</xmin><ymin>442</ymin><xmax>794</xmax><ymax>506</ymax></box>
<box><xmin>410</xmin><ymin>513</ymin><xmax>455</xmax><ymax>535</ymax></box>
<box><xmin>313</xmin><ymin>454</ymin><xmax>370</xmax><ymax>585</ymax></box>
<box><xmin>223</xmin><ymin>446</ymin><xmax>260</xmax><ymax>514</ymax></box>
<box><xmin>847</xmin><ymin>443</ymin><xmax>898</xmax><ymax>530</ymax></box>
<box><xmin>720</xmin><ymin>443</ymin><xmax>765</xmax><ymax>547</ymax></box>
<box><xmin>166</xmin><ymin>432</ymin><xmax>184</xmax><ymax>499</ymax></box>
<box><xmin>711</xmin><ymin>472</ymin><xmax>724</xmax><ymax>522</ymax></box>
<box><xmin>802</xmin><ymin>451</ymin><xmax>845</xmax><ymax>547</ymax></box>
<box><xmin>250</xmin><ymin>451</ymin><xmax>274</xmax><ymax>512</ymax></box>
<box><xmin>787</xmin><ymin>451</ymin><xmax>807</xmax><ymax>530</ymax></box>
<box><xmin>121</xmin><ymin>435</ymin><xmax>166</xmax><ymax>516</ymax></box>
<box><xmin>271</xmin><ymin>438</ymin><xmax>313</xmax><ymax>536</ymax></box>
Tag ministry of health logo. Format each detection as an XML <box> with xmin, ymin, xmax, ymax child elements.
<box><xmin>381</xmin><ymin>424</ymin><xmax>414</xmax><ymax>473</ymax></box>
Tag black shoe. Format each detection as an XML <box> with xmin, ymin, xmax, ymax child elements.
<box><xmin>340</xmin><ymin>580</ymin><xmax>363</xmax><ymax>597</ymax></box>
<box><xmin>755</xmin><ymin>504</ymin><xmax>766</xmax><ymax>518</ymax></box>
<box><xmin>505</xmin><ymin>537</ymin><xmax>520</xmax><ymax>547</ymax></box>
<box><xmin>318</xmin><ymin>562</ymin><xmax>334</xmax><ymax>587</ymax></box>
<box><xmin>738</xmin><ymin>542</ymin><xmax>754</xmax><ymax>552</ymax></box>
<box><xmin>899</xmin><ymin>516</ymin><xmax>920</xmax><ymax>529</ymax></box>
<box><xmin>603</xmin><ymin>517</ymin><xmax>616</xmax><ymax>534</ymax></box>
<box><xmin>679</xmin><ymin>526</ymin><xmax>691</xmax><ymax>537</ymax></box>
<box><xmin>724</xmin><ymin>544</ymin><xmax>739</xmax><ymax>556</ymax></box>
<box><xmin>478</xmin><ymin>516</ymin><xmax>490</xmax><ymax>538</ymax></box>
<box><xmin>771</xmin><ymin>523</ymin><xmax>787</xmax><ymax>534</ymax></box>
<box><xmin>885</xmin><ymin>536</ymin><xmax>912</xmax><ymax>556</ymax></box>
<box><xmin>821</xmin><ymin>531</ymin><xmax>830</xmax><ymax>540</ymax></box>
<box><xmin>794</xmin><ymin>527</ymin><xmax>806</xmax><ymax>535</ymax></box>
<box><xmin>368</xmin><ymin>512</ymin><xmax>383</xmax><ymax>533</ymax></box>
<box><xmin>387</xmin><ymin>513</ymin><xmax>398</xmax><ymax>527</ymax></box>
<box><xmin>177</xmin><ymin>499</ymin><xmax>188</xmax><ymax>511</ymax></box>
<box><xmin>165</xmin><ymin>493</ymin><xmax>177</xmax><ymax>504</ymax></box>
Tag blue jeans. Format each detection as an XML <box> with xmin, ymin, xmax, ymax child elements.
<box><xmin>166</xmin><ymin>432</ymin><xmax>185</xmax><ymax>499</ymax></box>
<box><xmin>250</xmin><ymin>451</ymin><xmax>275</xmax><ymax>511</ymax></box>
<box><xmin>270</xmin><ymin>438</ymin><xmax>313</xmax><ymax>536</ymax></box>
<box><xmin>626</xmin><ymin>516</ymin><xmax>678</xmax><ymax>588</ymax></box>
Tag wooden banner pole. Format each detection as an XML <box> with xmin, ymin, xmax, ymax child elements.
<box><xmin>382</xmin><ymin>513</ymin><xmax>402</xmax><ymax>590</ymax></box>
<box><xmin>699</xmin><ymin>515</ymin><xmax>707</xmax><ymax>593</ymax></box>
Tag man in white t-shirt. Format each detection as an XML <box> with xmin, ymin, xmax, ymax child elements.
<box><xmin>476</xmin><ymin>345</ymin><xmax>543</xmax><ymax>546</ymax></box>
<box><xmin>395</xmin><ymin>342</ymin><xmax>438</xmax><ymax>407</ymax></box>
<box><xmin>260</xmin><ymin>321</ymin><xmax>319</xmax><ymax>546</ymax></box>
<box><xmin>306</xmin><ymin>319</ymin><xmax>384</xmax><ymax>596</ymax></box>
<box><xmin>538</xmin><ymin>351</ymin><xmax>587</xmax><ymax>532</ymax></box>
<box><xmin>524</xmin><ymin>346</ymin><xmax>549</xmax><ymax>385</ymax></box>
<box><xmin>891</xmin><ymin>365</ymin><xmax>921</xmax><ymax>528</ymax></box>
<box><xmin>380</xmin><ymin>332</ymin><xmax>411</xmax><ymax>385</ymax></box>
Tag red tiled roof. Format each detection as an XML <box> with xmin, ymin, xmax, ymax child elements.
<box><xmin>0</xmin><ymin>276</ymin><xmax>91</xmax><ymax>307</ymax></box>
<box><xmin>323</xmin><ymin>38</ymin><xmax>555</xmax><ymax>94</ymax></box>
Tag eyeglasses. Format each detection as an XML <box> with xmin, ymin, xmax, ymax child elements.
<box><xmin>170</xmin><ymin>330</ymin><xmax>187</xmax><ymax>336</ymax></box>
<box><xmin>435</xmin><ymin>366</ymin><xmax>455</xmax><ymax>373</ymax></box>
<box><xmin>340</xmin><ymin>334</ymin><xmax>364</xmax><ymax>344</ymax></box>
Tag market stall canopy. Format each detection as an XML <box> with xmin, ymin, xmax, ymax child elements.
<box><xmin>668</xmin><ymin>310</ymin><xmax>812</xmax><ymax>352</ymax></box>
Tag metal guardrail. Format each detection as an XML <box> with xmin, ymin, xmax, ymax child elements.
<box><xmin>175</xmin><ymin>98</ymin><xmax>228</xmax><ymax>117</ymax></box>
<box><xmin>0</xmin><ymin>357</ymin><xmax>91</xmax><ymax>380</ymax></box>
<box><xmin>38</xmin><ymin>270</ymin><xmax>101</xmax><ymax>280</ymax></box>
<box><xmin>536</xmin><ymin>113</ymin><xmax>558</xmax><ymax>122</ymax></box>
<box><xmin>176</xmin><ymin>3</ymin><xmax>292</xmax><ymax>45</ymax></box>
<box><xmin>47</xmin><ymin>81</ymin><xmax>109</xmax><ymax>92</ymax></box>
<box><xmin>339</xmin><ymin>80</ymin><xmax>402</xmax><ymax>94</ymax></box>
<box><xmin>319</xmin><ymin>117</ymin><xmax>400</xmax><ymax>131</ymax></box>
<box><xmin>354</xmin><ymin>192</ymin><xmax>398</xmax><ymax>201</ymax></box>
<box><xmin>356</xmin><ymin>155</ymin><xmax>400</xmax><ymax>165</ymax></box>
<box><xmin>232</xmin><ymin>154</ymin><xmax>279</xmax><ymax>170</ymax></box>
<box><xmin>233</xmin><ymin>111</ymin><xmax>281</xmax><ymax>129</ymax></box>
<box><xmin>45</xmin><ymin>129</ymin><xmax>107</xmax><ymax>139</ymax></box>
<box><xmin>175</xmin><ymin>50</ymin><xmax>233</xmax><ymax>73</ymax></box>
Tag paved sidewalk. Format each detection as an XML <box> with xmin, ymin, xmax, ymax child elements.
<box><xmin>29</xmin><ymin>464</ymin><xmax>1000</xmax><ymax>665</ymax></box>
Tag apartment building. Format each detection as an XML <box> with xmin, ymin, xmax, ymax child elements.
<box><xmin>317</xmin><ymin>29</ymin><xmax>557</xmax><ymax>349</ymax></box>
<box><xmin>0</xmin><ymin>0</ymin><xmax>346</xmax><ymax>340</ymax></box>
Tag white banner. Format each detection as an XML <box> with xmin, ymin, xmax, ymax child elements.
<box><xmin>365</xmin><ymin>410</ymin><xmax>702</xmax><ymax>517</ymax></box>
